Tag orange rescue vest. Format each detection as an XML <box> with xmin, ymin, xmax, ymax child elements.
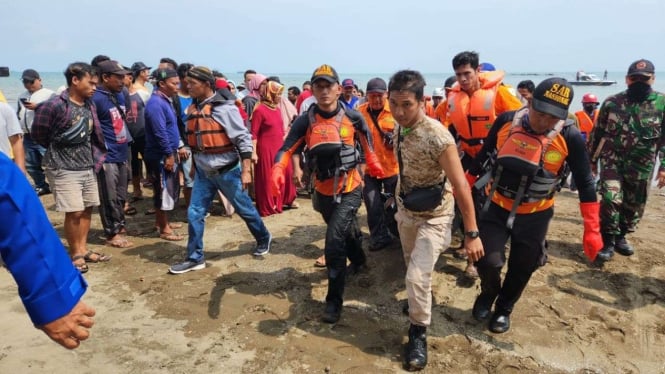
<box><xmin>186</xmin><ymin>102</ymin><xmax>234</xmax><ymax>154</ymax></box>
<box><xmin>574</xmin><ymin>109</ymin><xmax>597</xmax><ymax>141</ymax></box>
<box><xmin>483</xmin><ymin>108</ymin><xmax>569</xmax><ymax>228</ymax></box>
<box><xmin>447</xmin><ymin>71</ymin><xmax>504</xmax><ymax>157</ymax></box>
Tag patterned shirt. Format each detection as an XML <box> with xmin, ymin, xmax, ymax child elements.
<box><xmin>396</xmin><ymin>115</ymin><xmax>456</xmax><ymax>217</ymax></box>
<box><xmin>31</xmin><ymin>90</ymin><xmax>106</xmax><ymax>171</ymax></box>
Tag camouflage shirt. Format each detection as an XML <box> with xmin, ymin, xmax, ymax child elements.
<box><xmin>396</xmin><ymin>115</ymin><xmax>455</xmax><ymax>217</ymax></box>
<box><xmin>588</xmin><ymin>90</ymin><xmax>665</xmax><ymax>174</ymax></box>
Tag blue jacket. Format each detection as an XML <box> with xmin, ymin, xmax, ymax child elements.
<box><xmin>144</xmin><ymin>91</ymin><xmax>180</xmax><ymax>160</ymax></box>
<box><xmin>0</xmin><ymin>152</ymin><xmax>87</xmax><ymax>326</ymax></box>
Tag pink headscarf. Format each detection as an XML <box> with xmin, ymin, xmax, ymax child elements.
<box><xmin>248</xmin><ymin>73</ymin><xmax>267</xmax><ymax>99</ymax></box>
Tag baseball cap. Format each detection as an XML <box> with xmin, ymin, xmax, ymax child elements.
<box><xmin>310</xmin><ymin>64</ymin><xmax>339</xmax><ymax>84</ymax></box>
<box><xmin>627</xmin><ymin>59</ymin><xmax>655</xmax><ymax>76</ymax></box>
<box><xmin>432</xmin><ymin>88</ymin><xmax>445</xmax><ymax>97</ymax></box>
<box><xmin>342</xmin><ymin>78</ymin><xmax>355</xmax><ymax>88</ymax></box>
<box><xmin>531</xmin><ymin>78</ymin><xmax>574</xmax><ymax>120</ymax></box>
<box><xmin>131</xmin><ymin>61</ymin><xmax>151</xmax><ymax>73</ymax></box>
<box><xmin>98</xmin><ymin>60</ymin><xmax>131</xmax><ymax>75</ymax></box>
<box><xmin>479</xmin><ymin>62</ymin><xmax>496</xmax><ymax>72</ymax></box>
<box><xmin>366</xmin><ymin>77</ymin><xmax>387</xmax><ymax>93</ymax></box>
<box><xmin>153</xmin><ymin>68</ymin><xmax>178</xmax><ymax>82</ymax></box>
<box><xmin>21</xmin><ymin>69</ymin><xmax>40</xmax><ymax>81</ymax></box>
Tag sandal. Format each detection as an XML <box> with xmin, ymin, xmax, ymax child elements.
<box><xmin>145</xmin><ymin>208</ymin><xmax>156</xmax><ymax>215</ymax></box>
<box><xmin>159</xmin><ymin>231</ymin><xmax>185</xmax><ymax>241</ymax></box>
<box><xmin>72</xmin><ymin>255</ymin><xmax>89</xmax><ymax>274</ymax></box>
<box><xmin>284</xmin><ymin>201</ymin><xmax>300</xmax><ymax>209</ymax></box>
<box><xmin>154</xmin><ymin>222</ymin><xmax>184</xmax><ymax>231</ymax></box>
<box><xmin>314</xmin><ymin>255</ymin><xmax>326</xmax><ymax>268</ymax></box>
<box><xmin>105</xmin><ymin>237</ymin><xmax>134</xmax><ymax>248</ymax></box>
<box><xmin>83</xmin><ymin>250</ymin><xmax>112</xmax><ymax>263</ymax></box>
<box><xmin>124</xmin><ymin>206</ymin><xmax>138</xmax><ymax>216</ymax></box>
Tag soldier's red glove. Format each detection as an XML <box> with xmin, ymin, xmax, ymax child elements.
<box><xmin>465</xmin><ymin>171</ymin><xmax>478</xmax><ymax>191</ymax></box>
<box><xmin>365</xmin><ymin>152</ymin><xmax>385</xmax><ymax>178</ymax></box>
<box><xmin>271</xmin><ymin>164</ymin><xmax>285</xmax><ymax>197</ymax></box>
<box><xmin>580</xmin><ymin>202</ymin><xmax>603</xmax><ymax>261</ymax></box>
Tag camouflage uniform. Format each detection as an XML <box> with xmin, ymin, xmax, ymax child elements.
<box><xmin>588</xmin><ymin>90</ymin><xmax>665</xmax><ymax>236</ymax></box>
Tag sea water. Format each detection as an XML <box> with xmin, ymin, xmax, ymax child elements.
<box><xmin>2</xmin><ymin>70</ymin><xmax>664</xmax><ymax>113</ymax></box>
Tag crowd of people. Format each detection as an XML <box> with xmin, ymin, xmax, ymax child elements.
<box><xmin>1</xmin><ymin>52</ymin><xmax>664</xmax><ymax>371</ymax></box>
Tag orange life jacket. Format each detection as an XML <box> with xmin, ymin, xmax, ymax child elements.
<box><xmin>483</xmin><ymin>108</ymin><xmax>569</xmax><ymax>228</ymax></box>
<box><xmin>447</xmin><ymin>71</ymin><xmax>504</xmax><ymax>157</ymax></box>
<box><xmin>574</xmin><ymin>109</ymin><xmax>597</xmax><ymax>141</ymax></box>
<box><xmin>186</xmin><ymin>102</ymin><xmax>234</xmax><ymax>154</ymax></box>
<box><xmin>357</xmin><ymin>102</ymin><xmax>398</xmax><ymax>178</ymax></box>
<box><xmin>306</xmin><ymin>107</ymin><xmax>361</xmax><ymax>198</ymax></box>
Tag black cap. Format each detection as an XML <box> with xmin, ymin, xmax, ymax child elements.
<box><xmin>627</xmin><ymin>59</ymin><xmax>655</xmax><ymax>76</ymax></box>
<box><xmin>531</xmin><ymin>78</ymin><xmax>574</xmax><ymax>120</ymax></box>
<box><xmin>131</xmin><ymin>61</ymin><xmax>151</xmax><ymax>72</ymax></box>
<box><xmin>310</xmin><ymin>64</ymin><xmax>339</xmax><ymax>84</ymax></box>
<box><xmin>98</xmin><ymin>60</ymin><xmax>131</xmax><ymax>75</ymax></box>
<box><xmin>153</xmin><ymin>68</ymin><xmax>178</xmax><ymax>82</ymax></box>
<box><xmin>21</xmin><ymin>69</ymin><xmax>40</xmax><ymax>81</ymax></box>
<box><xmin>366</xmin><ymin>77</ymin><xmax>387</xmax><ymax>93</ymax></box>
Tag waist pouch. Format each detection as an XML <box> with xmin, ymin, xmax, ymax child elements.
<box><xmin>55</xmin><ymin>117</ymin><xmax>91</xmax><ymax>146</ymax></box>
<box><xmin>400</xmin><ymin>184</ymin><xmax>444</xmax><ymax>212</ymax></box>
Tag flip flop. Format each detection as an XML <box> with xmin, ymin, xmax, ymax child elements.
<box><xmin>124</xmin><ymin>206</ymin><xmax>138</xmax><ymax>216</ymax></box>
<box><xmin>83</xmin><ymin>250</ymin><xmax>112</xmax><ymax>263</ymax></box>
<box><xmin>154</xmin><ymin>222</ymin><xmax>184</xmax><ymax>231</ymax></box>
<box><xmin>159</xmin><ymin>232</ymin><xmax>185</xmax><ymax>241</ymax></box>
<box><xmin>105</xmin><ymin>238</ymin><xmax>134</xmax><ymax>248</ymax></box>
<box><xmin>314</xmin><ymin>255</ymin><xmax>326</xmax><ymax>268</ymax></box>
<box><xmin>145</xmin><ymin>208</ymin><xmax>156</xmax><ymax>215</ymax></box>
<box><xmin>71</xmin><ymin>255</ymin><xmax>89</xmax><ymax>273</ymax></box>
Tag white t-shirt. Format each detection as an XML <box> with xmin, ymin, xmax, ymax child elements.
<box><xmin>299</xmin><ymin>95</ymin><xmax>317</xmax><ymax>114</ymax></box>
<box><xmin>18</xmin><ymin>87</ymin><xmax>55</xmax><ymax>133</ymax></box>
<box><xmin>0</xmin><ymin>102</ymin><xmax>23</xmax><ymax>157</ymax></box>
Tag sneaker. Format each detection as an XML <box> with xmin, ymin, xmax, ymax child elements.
<box><xmin>253</xmin><ymin>234</ymin><xmax>272</xmax><ymax>256</ymax></box>
<box><xmin>168</xmin><ymin>259</ymin><xmax>205</xmax><ymax>274</ymax></box>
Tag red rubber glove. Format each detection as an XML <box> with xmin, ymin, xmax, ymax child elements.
<box><xmin>580</xmin><ymin>202</ymin><xmax>603</xmax><ymax>261</ymax></box>
<box><xmin>365</xmin><ymin>152</ymin><xmax>385</xmax><ymax>178</ymax></box>
<box><xmin>465</xmin><ymin>171</ymin><xmax>478</xmax><ymax>191</ymax></box>
<box><xmin>271</xmin><ymin>164</ymin><xmax>285</xmax><ymax>197</ymax></box>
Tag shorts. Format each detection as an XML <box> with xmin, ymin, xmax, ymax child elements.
<box><xmin>46</xmin><ymin>168</ymin><xmax>100</xmax><ymax>212</ymax></box>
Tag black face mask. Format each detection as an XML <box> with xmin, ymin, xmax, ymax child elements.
<box><xmin>626</xmin><ymin>81</ymin><xmax>652</xmax><ymax>102</ymax></box>
<box><xmin>583</xmin><ymin>103</ymin><xmax>597</xmax><ymax>114</ymax></box>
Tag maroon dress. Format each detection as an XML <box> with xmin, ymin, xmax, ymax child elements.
<box><xmin>251</xmin><ymin>104</ymin><xmax>296</xmax><ymax>217</ymax></box>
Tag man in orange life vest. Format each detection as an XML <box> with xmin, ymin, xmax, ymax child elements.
<box><xmin>447</xmin><ymin>51</ymin><xmax>523</xmax><ymax>275</ymax></box>
<box><xmin>465</xmin><ymin>78</ymin><xmax>603</xmax><ymax>333</ymax></box>
<box><xmin>357</xmin><ymin>77</ymin><xmax>399</xmax><ymax>250</ymax></box>
<box><xmin>575</xmin><ymin>93</ymin><xmax>600</xmax><ymax>141</ymax></box>
<box><xmin>271</xmin><ymin>64</ymin><xmax>384</xmax><ymax>324</ymax></box>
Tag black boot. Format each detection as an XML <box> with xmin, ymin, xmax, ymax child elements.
<box><xmin>405</xmin><ymin>324</ymin><xmax>427</xmax><ymax>370</ymax></box>
<box><xmin>614</xmin><ymin>235</ymin><xmax>634</xmax><ymax>256</ymax></box>
<box><xmin>489</xmin><ymin>309</ymin><xmax>511</xmax><ymax>333</ymax></box>
<box><xmin>595</xmin><ymin>234</ymin><xmax>615</xmax><ymax>263</ymax></box>
<box><xmin>473</xmin><ymin>266</ymin><xmax>501</xmax><ymax>321</ymax></box>
<box><xmin>321</xmin><ymin>301</ymin><xmax>342</xmax><ymax>324</ymax></box>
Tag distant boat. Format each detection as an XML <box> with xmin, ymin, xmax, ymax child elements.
<box><xmin>571</xmin><ymin>72</ymin><xmax>616</xmax><ymax>86</ymax></box>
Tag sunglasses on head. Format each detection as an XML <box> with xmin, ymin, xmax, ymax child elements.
<box><xmin>22</xmin><ymin>79</ymin><xmax>35</xmax><ymax>84</ymax></box>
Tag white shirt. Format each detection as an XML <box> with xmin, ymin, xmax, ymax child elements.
<box><xmin>299</xmin><ymin>95</ymin><xmax>318</xmax><ymax>114</ymax></box>
<box><xmin>0</xmin><ymin>102</ymin><xmax>23</xmax><ymax>157</ymax></box>
<box><xmin>18</xmin><ymin>87</ymin><xmax>55</xmax><ymax>133</ymax></box>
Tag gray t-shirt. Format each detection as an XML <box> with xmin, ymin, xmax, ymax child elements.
<box><xmin>43</xmin><ymin>101</ymin><xmax>94</xmax><ymax>171</ymax></box>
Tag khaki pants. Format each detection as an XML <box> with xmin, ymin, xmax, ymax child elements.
<box><xmin>396</xmin><ymin>208</ymin><xmax>453</xmax><ymax>326</ymax></box>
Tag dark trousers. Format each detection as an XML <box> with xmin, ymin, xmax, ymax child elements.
<box><xmin>316</xmin><ymin>187</ymin><xmax>365</xmax><ymax>307</ymax></box>
<box><xmin>362</xmin><ymin>174</ymin><xmax>397</xmax><ymax>244</ymax></box>
<box><xmin>130</xmin><ymin>136</ymin><xmax>146</xmax><ymax>178</ymax></box>
<box><xmin>97</xmin><ymin>162</ymin><xmax>129</xmax><ymax>237</ymax></box>
<box><xmin>476</xmin><ymin>203</ymin><xmax>553</xmax><ymax>314</ymax></box>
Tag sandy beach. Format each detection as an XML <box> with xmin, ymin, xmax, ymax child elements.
<box><xmin>2</xmin><ymin>189</ymin><xmax>665</xmax><ymax>373</ymax></box>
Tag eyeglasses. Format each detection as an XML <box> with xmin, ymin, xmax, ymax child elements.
<box><xmin>629</xmin><ymin>75</ymin><xmax>651</xmax><ymax>82</ymax></box>
<box><xmin>22</xmin><ymin>79</ymin><xmax>35</xmax><ymax>85</ymax></box>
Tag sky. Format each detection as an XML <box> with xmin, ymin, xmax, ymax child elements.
<box><xmin>1</xmin><ymin>0</ymin><xmax>664</xmax><ymax>74</ymax></box>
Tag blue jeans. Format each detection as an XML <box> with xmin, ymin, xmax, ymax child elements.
<box><xmin>186</xmin><ymin>163</ymin><xmax>270</xmax><ymax>261</ymax></box>
<box><xmin>24</xmin><ymin>135</ymin><xmax>48</xmax><ymax>189</ymax></box>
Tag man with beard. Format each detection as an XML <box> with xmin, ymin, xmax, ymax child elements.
<box><xmin>589</xmin><ymin>59</ymin><xmax>665</xmax><ymax>263</ymax></box>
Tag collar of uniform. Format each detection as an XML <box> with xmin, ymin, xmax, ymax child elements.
<box><xmin>314</xmin><ymin>101</ymin><xmax>342</xmax><ymax>119</ymax></box>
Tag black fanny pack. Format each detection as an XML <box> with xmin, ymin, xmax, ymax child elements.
<box><xmin>55</xmin><ymin>117</ymin><xmax>91</xmax><ymax>146</ymax></box>
<box><xmin>400</xmin><ymin>182</ymin><xmax>445</xmax><ymax>212</ymax></box>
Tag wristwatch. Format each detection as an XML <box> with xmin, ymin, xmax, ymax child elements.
<box><xmin>465</xmin><ymin>230</ymin><xmax>480</xmax><ymax>239</ymax></box>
